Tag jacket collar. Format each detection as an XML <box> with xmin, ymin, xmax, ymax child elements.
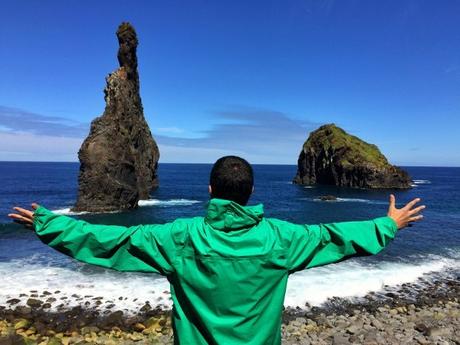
<box><xmin>205</xmin><ymin>198</ymin><xmax>264</xmax><ymax>231</ymax></box>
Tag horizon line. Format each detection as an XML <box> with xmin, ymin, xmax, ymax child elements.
<box><xmin>0</xmin><ymin>160</ymin><xmax>459</xmax><ymax>168</ymax></box>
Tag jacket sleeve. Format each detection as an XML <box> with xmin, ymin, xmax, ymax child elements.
<box><xmin>287</xmin><ymin>216</ymin><xmax>398</xmax><ymax>273</ymax></box>
<box><xmin>33</xmin><ymin>206</ymin><xmax>176</xmax><ymax>275</ymax></box>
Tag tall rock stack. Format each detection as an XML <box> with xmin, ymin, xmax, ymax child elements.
<box><xmin>73</xmin><ymin>22</ymin><xmax>159</xmax><ymax>212</ymax></box>
<box><xmin>294</xmin><ymin>124</ymin><xmax>412</xmax><ymax>189</ymax></box>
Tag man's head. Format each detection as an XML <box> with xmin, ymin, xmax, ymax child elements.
<box><xmin>209</xmin><ymin>156</ymin><xmax>254</xmax><ymax>206</ymax></box>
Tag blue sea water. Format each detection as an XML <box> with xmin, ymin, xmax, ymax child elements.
<box><xmin>0</xmin><ymin>162</ymin><xmax>459</xmax><ymax>312</ymax></box>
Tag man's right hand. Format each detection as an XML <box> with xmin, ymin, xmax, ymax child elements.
<box><xmin>8</xmin><ymin>203</ymin><xmax>39</xmax><ymax>229</ymax></box>
<box><xmin>387</xmin><ymin>194</ymin><xmax>425</xmax><ymax>230</ymax></box>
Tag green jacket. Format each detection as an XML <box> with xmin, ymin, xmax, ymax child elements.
<box><xmin>33</xmin><ymin>198</ymin><xmax>398</xmax><ymax>345</ymax></box>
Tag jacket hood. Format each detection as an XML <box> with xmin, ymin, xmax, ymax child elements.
<box><xmin>205</xmin><ymin>198</ymin><xmax>264</xmax><ymax>231</ymax></box>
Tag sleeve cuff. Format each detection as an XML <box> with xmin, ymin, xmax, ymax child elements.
<box><xmin>33</xmin><ymin>206</ymin><xmax>54</xmax><ymax>231</ymax></box>
<box><xmin>374</xmin><ymin>216</ymin><xmax>398</xmax><ymax>235</ymax></box>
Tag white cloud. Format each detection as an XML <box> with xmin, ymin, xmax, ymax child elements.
<box><xmin>0</xmin><ymin>131</ymin><xmax>81</xmax><ymax>161</ymax></box>
<box><xmin>154</xmin><ymin>127</ymin><xmax>185</xmax><ymax>135</ymax></box>
<box><xmin>0</xmin><ymin>105</ymin><xmax>317</xmax><ymax>164</ymax></box>
<box><xmin>155</xmin><ymin>107</ymin><xmax>318</xmax><ymax>164</ymax></box>
<box><xmin>0</xmin><ymin>106</ymin><xmax>88</xmax><ymax>138</ymax></box>
<box><xmin>158</xmin><ymin>144</ymin><xmax>247</xmax><ymax>164</ymax></box>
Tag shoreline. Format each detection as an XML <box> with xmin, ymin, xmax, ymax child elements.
<box><xmin>1</xmin><ymin>269</ymin><xmax>458</xmax><ymax>344</ymax></box>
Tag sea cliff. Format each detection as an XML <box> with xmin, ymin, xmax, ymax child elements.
<box><xmin>294</xmin><ymin>124</ymin><xmax>412</xmax><ymax>189</ymax></box>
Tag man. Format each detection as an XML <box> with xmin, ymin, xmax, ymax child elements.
<box><xmin>9</xmin><ymin>156</ymin><xmax>424</xmax><ymax>345</ymax></box>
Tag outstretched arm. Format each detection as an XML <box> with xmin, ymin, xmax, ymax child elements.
<box><xmin>288</xmin><ymin>195</ymin><xmax>425</xmax><ymax>272</ymax></box>
<box><xmin>8</xmin><ymin>204</ymin><xmax>176</xmax><ymax>275</ymax></box>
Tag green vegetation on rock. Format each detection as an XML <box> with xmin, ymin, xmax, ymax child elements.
<box><xmin>294</xmin><ymin>124</ymin><xmax>412</xmax><ymax>189</ymax></box>
<box><xmin>303</xmin><ymin>124</ymin><xmax>388</xmax><ymax>168</ymax></box>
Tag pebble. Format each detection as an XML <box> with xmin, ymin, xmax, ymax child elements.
<box><xmin>26</xmin><ymin>298</ymin><xmax>43</xmax><ymax>308</ymax></box>
<box><xmin>0</xmin><ymin>272</ymin><xmax>459</xmax><ymax>344</ymax></box>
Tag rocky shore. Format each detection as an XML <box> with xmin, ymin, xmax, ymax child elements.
<box><xmin>1</xmin><ymin>271</ymin><xmax>458</xmax><ymax>345</ymax></box>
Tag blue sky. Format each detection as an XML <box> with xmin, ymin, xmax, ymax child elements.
<box><xmin>0</xmin><ymin>1</ymin><xmax>459</xmax><ymax>165</ymax></box>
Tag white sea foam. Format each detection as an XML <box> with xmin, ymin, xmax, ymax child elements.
<box><xmin>311</xmin><ymin>197</ymin><xmax>386</xmax><ymax>205</ymax></box>
<box><xmin>51</xmin><ymin>208</ymin><xmax>118</xmax><ymax>216</ymax></box>
<box><xmin>0</xmin><ymin>253</ymin><xmax>457</xmax><ymax>313</ymax></box>
<box><xmin>413</xmin><ymin>179</ymin><xmax>431</xmax><ymax>185</ymax></box>
<box><xmin>138</xmin><ymin>199</ymin><xmax>201</xmax><ymax>207</ymax></box>
<box><xmin>0</xmin><ymin>258</ymin><xmax>172</xmax><ymax>313</ymax></box>
<box><xmin>52</xmin><ymin>208</ymin><xmax>88</xmax><ymax>216</ymax></box>
<box><xmin>51</xmin><ymin>199</ymin><xmax>201</xmax><ymax>214</ymax></box>
<box><xmin>285</xmin><ymin>255</ymin><xmax>459</xmax><ymax>307</ymax></box>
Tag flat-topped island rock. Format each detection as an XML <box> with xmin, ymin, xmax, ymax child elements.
<box><xmin>294</xmin><ymin>124</ymin><xmax>412</xmax><ymax>189</ymax></box>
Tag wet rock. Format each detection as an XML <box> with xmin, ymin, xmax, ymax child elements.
<box><xmin>6</xmin><ymin>299</ymin><xmax>20</xmax><ymax>305</ymax></box>
<box><xmin>14</xmin><ymin>306</ymin><xmax>31</xmax><ymax>315</ymax></box>
<box><xmin>102</xmin><ymin>311</ymin><xmax>124</xmax><ymax>328</ymax></box>
<box><xmin>140</xmin><ymin>303</ymin><xmax>152</xmax><ymax>313</ymax></box>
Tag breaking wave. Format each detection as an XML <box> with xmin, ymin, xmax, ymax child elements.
<box><xmin>0</xmin><ymin>252</ymin><xmax>457</xmax><ymax>313</ymax></box>
<box><xmin>413</xmin><ymin>180</ymin><xmax>431</xmax><ymax>185</ymax></box>
<box><xmin>51</xmin><ymin>199</ymin><xmax>201</xmax><ymax>215</ymax></box>
<box><xmin>311</xmin><ymin>197</ymin><xmax>386</xmax><ymax>205</ymax></box>
<box><xmin>52</xmin><ymin>208</ymin><xmax>89</xmax><ymax>216</ymax></box>
<box><xmin>138</xmin><ymin>199</ymin><xmax>201</xmax><ymax>207</ymax></box>
<box><xmin>285</xmin><ymin>253</ymin><xmax>459</xmax><ymax>307</ymax></box>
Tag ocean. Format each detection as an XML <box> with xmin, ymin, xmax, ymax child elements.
<box><xmin>0</xmin><ymin>162</ymin><xmax>459</xmax><ymax>313</ymax></box>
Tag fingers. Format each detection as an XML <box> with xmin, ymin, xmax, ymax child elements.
<box><xmin>409</xmin><ymin>205</ymin><xmax>426</xmax><ymax>215</ymax></box>
<box><xmin>13</xmin><ymin>206</ymin><xmax>34</xmax><ymax>219</ymax></box>
<box><xmin>409</xmin><ymin>215</ymin><xmax>424</xmax><ymax>222</ymax></box>
<box><xmin>387</xmin><ymin>194</ymin><xmax>396</xmax><ymax>216</ymax></box>
<box><xmin>8</xmin><ymin>213</ymin><xmax>33</xmax><ymax>224</ymax></box>
<box><xmin>403</xmin><ymin>198</ymin><xmax>421</xmax><ymax>211</ymax></box>
<box><xmin>31</xmin><ymin>203</ymin><xmax>39</xmax><ymax>210</ymax></box>
<box><xmin>388</xmin><ymin>194</ymin><xmax>396</xmax><ymax>210</ymax></box>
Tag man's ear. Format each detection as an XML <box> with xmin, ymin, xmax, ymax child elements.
<box><xmin>208</xmin><ymin>185</ymin><xmax>212</xmax><ymax>195</ymax></box>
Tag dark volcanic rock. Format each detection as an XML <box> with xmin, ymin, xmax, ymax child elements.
<box><xmin>294</xmin><ymin>124</ymin><xmax>411</xmax><ymax>189</ymax></box>
<box><xmin>26</xmin><ymin>298</ymin><xmax>43</xmax><ymax>308</ymax></box>
<box><xmin>73</xmin><ymin>22</ymin><xmax>159</xmax><ymax>212</ymax></box>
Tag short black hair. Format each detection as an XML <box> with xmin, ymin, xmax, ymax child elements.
<box><xmin>210</xmin><ymin>156</ymin><xmax>254</xmax><ymax>205</ymax></box>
